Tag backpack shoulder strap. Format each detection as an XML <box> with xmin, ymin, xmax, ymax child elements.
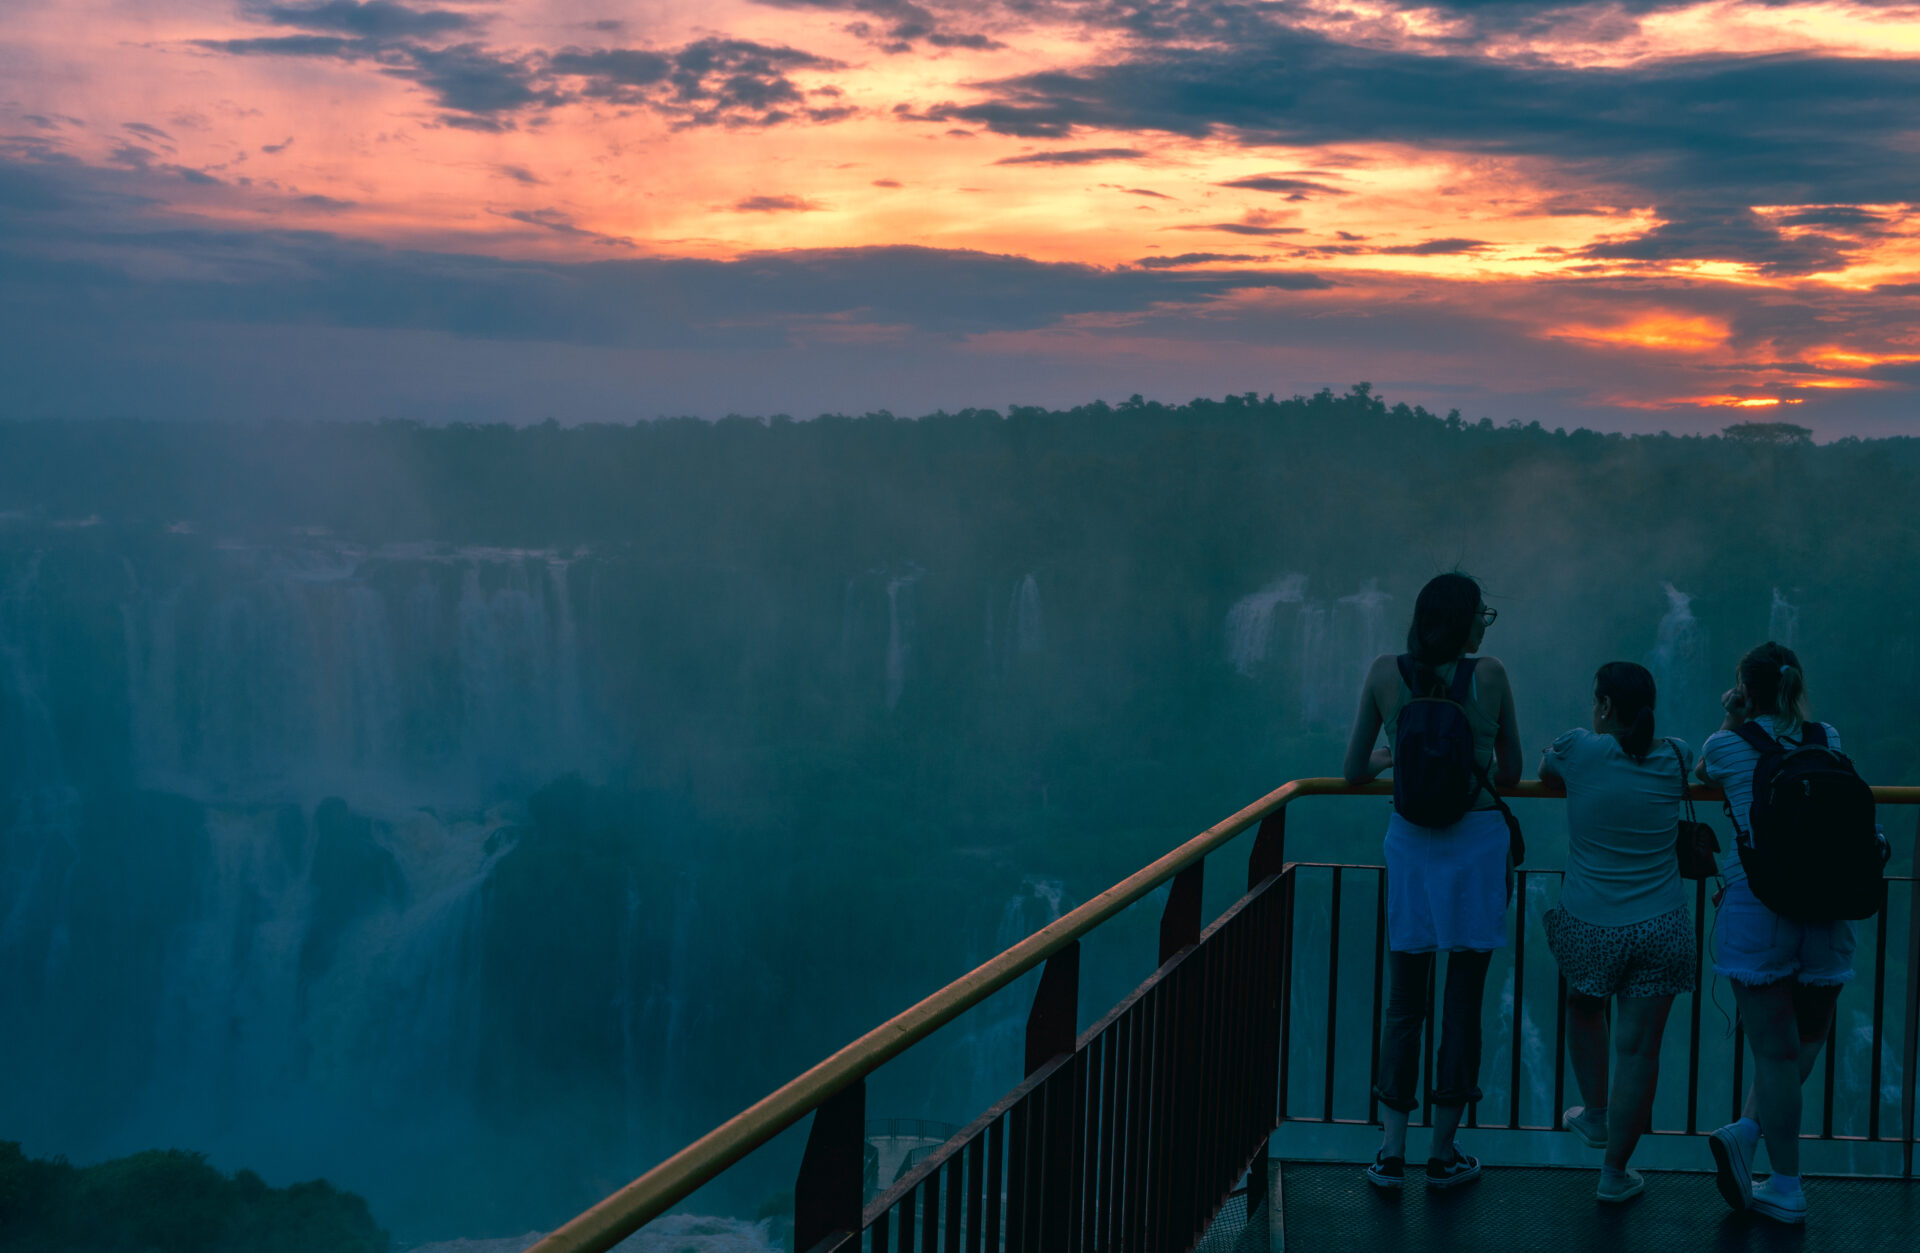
<box><xmin>1732</xmin><ymin>721</ymin><xmax>1779</xmax><ymax>756</ymax></box>
<box><xmin>1395</xmin><ymin>654</ymin><xmax>1419</xmax><ymax>696</ymax></box>
<box><xmin>1797</xmin><ymin>721</ymin><xmax>1829</xmax><ymax>748</ymax></box>
<box><xmin>1447</xmin><ymin>656</ymin><xmax>1479</xmax><ymax>704</ymax></box>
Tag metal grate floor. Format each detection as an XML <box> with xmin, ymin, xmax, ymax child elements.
<box><xmin>1277</xmin><ymin>1160</ymin><xmax>1920</xmax><ymax>1253</ymax></box>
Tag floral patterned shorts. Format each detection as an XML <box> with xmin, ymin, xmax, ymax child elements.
<box><xmin>1544</xmin><ymin>904</ymin><xmax>1697</xmax><ymax>999</ymax></box>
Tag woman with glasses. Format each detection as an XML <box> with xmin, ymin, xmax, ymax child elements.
<box><xmin>1345</xmin><ymin>572</ymin><xmax>1522</xmax><ymax>1190</ymax></box>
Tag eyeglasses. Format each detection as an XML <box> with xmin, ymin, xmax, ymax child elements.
<box><xmin>1477</xmin><ymin>606</ymin><xmax>1499</xmax><ymax>626</ymax></box>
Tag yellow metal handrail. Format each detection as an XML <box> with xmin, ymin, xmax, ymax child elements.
<box><xmin>528</xmin><ymin>778</ymin><xmax>1920</xmax><ymax>1253</ymax></box>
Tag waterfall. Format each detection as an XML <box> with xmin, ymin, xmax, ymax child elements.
<box><xmin>1648</xmin><ymin>583</ymin><xmax>1706</xmax><ymax>721</ymax></box>
<box><xmin>117</xmin><ymin>542</ymin><xmax>597</xmax><ymax>806</ymax></box>
<box><xmin>0</xmin><ymin>552</ymin><xmax>81</xmax><ymax>976</ymax></box>
<box><xmin>952</xmin><ymin>877</ymin><xmax>1069</xmax><ymax>1114</ymax></box>
<box><xmin>1296</xmin><ymin>603</ymin><xmax>1329</xmax><ymax>721</ymax></box>
<box><xmin>1225</xmin><ymin>574</ymin><xmax>1307</xmax><ymax>676</ymax></box>
<box><xmin>616</xmin><ymin>869</ymin><xmax>644</xmax><ymax>1144</ymax></box>
<box><xmin>1294</xmin><ymin>579</ymin><xmax>1389</xmax><ymax>724</ymax></box>
<box><xmin>125</xmin><ymin>799</ymin><xmax>509</xmax><ymax>1173</ymax></box>
<box><xmin>1769</xmin><ymin>588</ymin><xmax>1799</xmax><ymax>647</ymax></box>
<box><xmin>1008</xmin><ymin>574</ymin><xmax>1044</xmax><ymax>658</ymax></box>
<box><xmin>884</xmin><ymin>570</ymin><xmax>921</xmax><ymax>711</ymax></box>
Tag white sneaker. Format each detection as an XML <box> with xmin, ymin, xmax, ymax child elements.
<box><xmin>1563</xmin><ymin>1106</ymin><xmax>1606</xmax><ymax>1150</ymax></box>
<box><xmin>1749</xmin><ymin>1177</ymin><xmax>1807</xmax><ymax>1225</ymax></box>
<box><xmin>1596</xmin><ymin>1168</ymin><xmax>1645</xmax><ymax>1204</ymax></box>
<box><xmin>1708</xmin><ymin>1123</ymin><xmax>1755</xmax><ymax>1211</ymax></box>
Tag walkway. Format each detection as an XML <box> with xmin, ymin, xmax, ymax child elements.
<box><xmin>1273</xmin><ymin>1160</ymin><xmax>1920</xmax><ymax>1252</ymax></box>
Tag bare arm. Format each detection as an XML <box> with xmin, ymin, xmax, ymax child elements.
<box><xmin>1537</xmin><ymin>747</ymin><xmax>1564</xmax><ymax>789</ymax></box>
<box><xmin>1343</xmin><ymin>656</ymin><xmax>1391</xmax><ymax>785</ymax></box>
<box><xmin>1486</xmin><ymin>658</ymin><xmax>1523</xmax><ymax>787</ymax></box>
<box><xmin>1698</xmin><ymin>687</ymin><xmax>1747</xmax><ymax>780</ymax></box>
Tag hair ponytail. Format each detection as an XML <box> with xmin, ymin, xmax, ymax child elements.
<box><xmin>1594</xmin><ymin>660</ymin><xmax>1658</xmax><ymax>761</ymax></box>
<box><xmin>1406</xmin><ymin>572</ymin><xmax>1482</xmax><ymax>671</ymax></box>
<box><xmin>1738</xmin><ymin>642</ymin><xmax>1811</xmax><ymax>734</ymax></box>
<box><xmin>1624</xmin><ymin>705</ymin><xmax>1656</xmax><ymax>760</ymax></box>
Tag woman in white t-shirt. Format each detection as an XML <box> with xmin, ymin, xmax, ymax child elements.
<box><xmin>1696</xmin><ymin>642</ymin><xmax>1850</xmax><ymax>1226</ymax></box>
<box><xmin>1539</xmin><ymin>661</ymin><xmax>1694</xmax><ymax>1203</ymax></box>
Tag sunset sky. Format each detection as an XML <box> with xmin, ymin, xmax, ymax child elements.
<box><xmin>4</xmin><ymin>1</ymin><xmax>1919</xmax><ymax>431</ymax></box>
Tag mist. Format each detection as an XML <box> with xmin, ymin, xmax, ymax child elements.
<box><xmin>2</xmin><ymin>391</ymin><xmax>1915</xmax><ymax>1245</ymax></box>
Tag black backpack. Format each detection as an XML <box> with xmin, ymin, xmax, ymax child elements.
<box><xmin>1393</xmin><ymin>656</ymin><xmax>1486</xmax><ymax>828</ymax></box>
<box><xmin>1731</xmin><ymin>721</ymin><xmax>1884</xmax><ymax>921</ymax></box>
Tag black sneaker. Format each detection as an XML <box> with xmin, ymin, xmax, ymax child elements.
<box><xmin>1365</xmin><ymin>1150</ymin><xmax>1405</xmax><ymax>1190</ymax></box>
<box><xmin>1426</xmin><ymin>1146</ymin><xmax>1482</xmax><ymax>1189</ymax></box>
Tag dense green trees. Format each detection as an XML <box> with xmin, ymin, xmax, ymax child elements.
<box><xmin>0</xmin><ymin>1142</ymin><xmax>385</xmax><ymax>1253</ymax></box>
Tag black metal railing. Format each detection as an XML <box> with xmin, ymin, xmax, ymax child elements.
<box><xmin>797</xmin><ymin>826</ymin><xmax>1289</xmax><ymax>1253</ymax></box>
<box><xmin>527</xmin><ymin>781</ymin><xmax>1920</xmax><ymax>1253</ymax></box>
<box><xmin>1271</xmin><ymin>861</ymin><xmax>1920</xmax><ymax>1175</ymax></box>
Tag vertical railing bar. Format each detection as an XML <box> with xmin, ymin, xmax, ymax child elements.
<box><xmin>1369</xmin><ymin>868</ymin><xmax>1386</xmax><ymax>1129</ymax></box>
<box><xmin>1067</xmin><ymin>1054</ymin><xmax>1089</xmax><ymax>1253</ymax></box>
<box><xmin>1101</xmin><ymin>1017</ymin><xmax>1125</xmax><ymax>1253</ymax></box>
<box><xmin>1150</xmin><ymin>976</ymin><xmax>1175</xmax><ymax>1253</ymax></box>
<box><xmin>1006</xmin><ymin>1101</ymin><xmax>1028</xmax><ymax>1253</ymax></box>
<box><xmin>1900</xmin><ymin>850</ymin><xmax>1920</xmax><ymax>1178</ymax></box>
<box><xmin>1732</xmin><ymin>1018</ymin><xmax>1747</xmax><ymax>1129</ymax></box>
<box><xmin>898</xmin><ymin>1189</ymin><xmax>915</xmax><ymax>1253</ymax></box>
<box><xmin>1123</xmin><ymin>989</ymin><xmax>1151</xmax><ymax>1253</ymax></box>
<box><xmin>872</xmin><ymin>1209</ymin><xmax>890</xmax><ymax>1253</ymax></box>
<box><xmin>1822</xmin><ymin>1003</ymin><xmax>1839</xmax><ymax>1140</ymax></box>
<box><xmin>1870</xmin><ymin>887</ymin><xmax>1890</xmax><ymax>1141</ymax></box>
<box><xmin>1324</xmin><ymin>866</ymin><xmax>1343</xmax><ymax>1123</ymax></box>
<box><xmin>1509</xmin><ymin>869</ymin><xmax>1527</xmax><ymax>1130</ymax></box>
<box><xmin>952</xmin><ymin>1143</ymin><xmax>967</xmax><ymax>1251</ymax></box>
<box><xmin>1421</xmin><ymin>952</ymin><xmax>1438</xmax><ymax>1128</ymax></box>
<box><xmin>1078</xmin><ymin>1033</ymin><xmax>1100</xmax><ymax>1253</ymax></box>
<box><xmin>1687</xmin><ymin>876</ymin><xmax>1706</xmax><ymax>1136</ymax></box>
<box><xmin>1277</xmin><ymin>869</ymin><xmax>1296</xmax><ymax>1124</ymax></box>
<box><xmin>965</xmin><ymin>1135</ymin><xmax>985</xmax><ymax>1253</ymax></box>
<box><xmin>1551</xmin><ymin>973</ymin><xmax>1568</xmax><ymax>1132</ymax></box>
<box><xmin>985</xmin><ymin>1118</ymin><xmax>1004</xmax><ymax>1253</ymax></box>
<box><xmin>945</xmin><ymin>1155</ymin><xmax>963</xmax><ymax>1253</ymax></box>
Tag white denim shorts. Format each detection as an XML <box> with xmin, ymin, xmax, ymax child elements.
<box><xmin>1712</xmin><ymin>878</ymin><xmax>1856</xmax><ymax>987</ymax></box>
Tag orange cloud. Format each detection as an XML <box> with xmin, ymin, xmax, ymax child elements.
<box><xmin>1545</xmin><ymin>314</ymin><xmax>1730</xmax><ymax>353</ymax></box>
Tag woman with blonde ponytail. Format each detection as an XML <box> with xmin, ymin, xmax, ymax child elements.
<box><xmin>1538</xmin><ymin>661</ymin><xmax>1696</xmax><ymax>1202</ymax></box>
<box><xmin>1697</xmin><ymin>641</ymin><xmax>1849</xmax><ymax>1226</ymax></box>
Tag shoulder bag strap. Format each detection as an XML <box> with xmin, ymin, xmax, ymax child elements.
<box><xmin>1670</xmin><ymin>738</ymin><xmax>1698</xmax><ymax>825</ymax></box>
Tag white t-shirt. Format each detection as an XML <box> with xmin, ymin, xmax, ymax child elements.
<box><xmin>1541</xmin><ymin>727</ymin><xmax>1692</xmax><ymax>927</ymax></box>
<box><xmin>1699</xmin><ymin>715</ymin><xmax>1843</xmax><ymax>888</ymax></box>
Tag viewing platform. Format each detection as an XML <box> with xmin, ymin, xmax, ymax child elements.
<box><xmin>1197</xmin><ymin>1160</ymin><xmax>1920</xmax><ymax>1252</ymax></box>
<box><xmin>526</xmin><ymin>779</ymin><xmax>1920</xmax><ymax>1253</ymax></box>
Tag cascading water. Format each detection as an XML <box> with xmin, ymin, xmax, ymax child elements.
<box><xmin>1648</xmin><ymin>582</ymin><xmax>1707</xmax><ymax>722</ymax></box>
<box><xmin>1769</xmin><ymin>587</ymin><xmax>1800</xmax><ymax>647</ymax></box>
<box><xmin>1296</xmin><ymin>602</ymin><xmax>1330</xmax><ymax>722</ymax></box>
<box><xmin>0</xmin><ymin>536</ymin><xmax>624</xmax><ymax>1239</ymax></box>
<box><xmin>949</xmin><ymin>876</ymin><xmax>1068</xmax><ymax>1116</ymax></box>
<box><xmin>884</xmin><ymin>569</ymin><xmax>922</xmax><ymax>711</ymax></box>
<box><xmin>1008</xmin><ymin>574</ymin><xmax>1044</xmax><ymax>660</ymax></box>
<box><xmin>1224</xmin><ymin>574</ymin><xmax>1307</xmax><ymax>677</ymax></box>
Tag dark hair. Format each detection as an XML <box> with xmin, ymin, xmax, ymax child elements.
<box><xmin>1406</xmin><ymin>572</ymin><xmax>1482</xmax><ymax>669</ymax></box>
<box><xmin>1738</xmin><ymin>641</ymin><xmax>1810</xmax><ymax>734</ymax></box>
<box><xmin>1595</xmin><ymin>661</ymin><xmax>1657</xmax><ymax>760</ymax></box>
